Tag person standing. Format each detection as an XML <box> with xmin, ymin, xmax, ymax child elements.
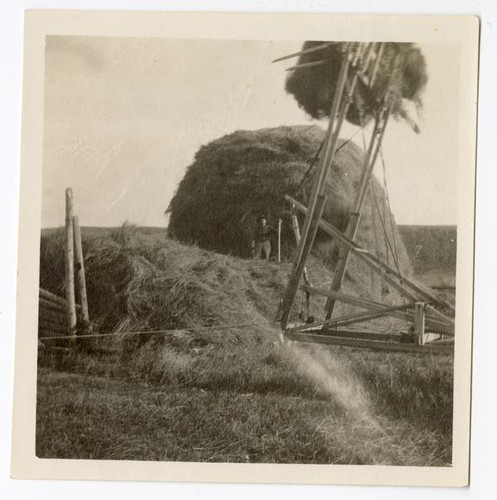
<box><xmin>252</xmin><ymin>215</ymin><xmax>272</xmax><ymax>262</ymax></box>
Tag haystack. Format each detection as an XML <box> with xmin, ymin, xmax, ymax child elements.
<box><xmin>167</xmin><ymin>125</ymin><xmax>411</xmax><ymax>301</ymax></box>
<box><xmin>285</xmin><ymin>42</ymin><xmax>427</xmax><ymax>128</ymax></box>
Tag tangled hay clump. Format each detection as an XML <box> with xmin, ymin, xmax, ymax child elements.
<box><xmin>285</xmin><ymin>41</ymin><xmax>428</xmax><ymax>128</ymax></box>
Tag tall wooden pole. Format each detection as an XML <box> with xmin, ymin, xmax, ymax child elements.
<box><xmin>73</xmin><ymin>215</ymin><xmax>90</xmax><ymax>327</ymax></box>
<box><xmin>279</xmin><ymin>53</ymin><xmax>350</xmax><ymax>330</ymax></box>
<box><xmin>324</xmin><ymin>107</ymin><xmax>391</xmax><ymax>319</ymax></box>
<box><xmin>277</xmin><ymin>218</ymin><xmax>282</xmax><ymax>263</ymax></box>
<box><xmin>65</xmin><ymin>188</ymin><xmax>77</xmax><ymax>336</ymax></box>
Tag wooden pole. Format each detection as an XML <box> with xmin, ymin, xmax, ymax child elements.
<box><xmin>277</xmin><ymin>218</ymin><xmax>282</xmax><ymax>264</ymax></box>
<box><xmin>73</xmin><ymin>215</ymin><xmax>90</xmax><ymax>326</ymax></box>
<box><xmin>280</xmin><ymin>195</ymin><xmax>327</xmax><ymax>329</ymax></box>
<box><xmin>325</xmin><ymin>107</ymin><xmax>391</xmax><ymax>318</ymax></box>
<box><xmin>278</xmin><ymin>53</ymin><xmax>350</xmax><ymax>329</ymax></box>
<box><xmin>285</xmin><ymin>331</ymin><xmax>452</xmax><ymax>354</ymax></box>
<box><xmin>65</xmin><ymin>188</ymin><xmax>77</xmax><ymax>337</ymax></box>
<box><xmin>415</xmin><ymin>302</ymin><xmax>426</xmax><ymax>346</ymax></box>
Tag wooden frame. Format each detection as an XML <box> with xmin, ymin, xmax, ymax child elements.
<box><xmin>277</xmin><ymin>43</ymin><xmax>455</xmax><ymax>353</ymax></box>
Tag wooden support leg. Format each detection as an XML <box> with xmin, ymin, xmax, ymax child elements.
<box><xmin>415</xmin><ymin>302</ymin><xmax>426</xmax><ymax>346</ymax></box>
<box><xmin>280</xmin><ymin>195</ymin><xmax>327</xmax><ymax>330</ymax></box>
<box><xmin>73</xmin><ymin>215</ymin><xmax>91</xmax><ymax>331</ymax></box>
<box><xmin>65</xmin><ymin>188</ymin><xmax>77</xmax><ymax>338</ymax></box>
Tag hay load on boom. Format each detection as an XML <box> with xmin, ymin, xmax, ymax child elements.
<box><xmin>276</xmin><ymin>41</ymin><xmax>455</xmax><ymax>352</ymax></box>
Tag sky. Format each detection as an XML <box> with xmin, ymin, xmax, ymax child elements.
<box><xmin>41</xmin><ymin>37</ymin><xmax>460</xmax><ymax>228</ymax></box>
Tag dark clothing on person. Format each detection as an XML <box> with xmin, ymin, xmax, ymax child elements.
<box><xmin>252</xmin><ymin>221</ymin><xmax>272</xmax><ymax>261</ymax></box>
<box><xmin>254</xmin><ymin>224</ymin><xmax>271</xmax><ymax>243</ymax></box>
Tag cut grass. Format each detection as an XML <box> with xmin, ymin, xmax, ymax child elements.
<box><xmin>37</xmin><ymin>342</ymin><xmax>453</xmax><ymax>465</ymax></box>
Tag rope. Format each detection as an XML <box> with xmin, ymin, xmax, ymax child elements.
<box><xmin>358</xmin><ymin>122</ymin><xmax>406</xmax><ymax>306</ymax></box>
<box><xmin>40</xmin><ymin>322</ymin><xmax>272</xmax><ymax>342</ymax></box>
<box><xmin>370</xmin><ymin>182</ymin><xmax>403</xmax><ymax>281</ymax></box>
<box><xmin>379</xmin><ymin>147</ymin><xmax>402</xmax><ymax>273</ymax></box>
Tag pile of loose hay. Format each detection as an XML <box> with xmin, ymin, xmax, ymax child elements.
<box><xmin>167</xmin><ymin>125</ymin><xmax>411</xmax><ymax>300</ymax></box>
<box><xmin>285</xmin><ymin>42</ymin><xmax>427</xmax><ymax>127</ymax></box>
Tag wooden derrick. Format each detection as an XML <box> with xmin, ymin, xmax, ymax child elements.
<box><xmin>275</xmin><ymin>43</ymin><xmax>455</xmax><ymax>353</ymax></box>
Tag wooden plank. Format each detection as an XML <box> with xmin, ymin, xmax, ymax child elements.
<box><xmin>73</xmin><ymin>215</ymin><xmax>90</xmax><ymax>323</ymax></box>
<box><xmin>39</xmin><ymin>292</ymin><xmax>82</xmax><ymax>313</ymax></box>
<box><xmin>39</xmin><ymin>288</ymin><xmax>67</xmax><ymax>307</ymax></box>
<box><xmin>290</xmin><ymin>213</ymin><xmax>310</xmax><ymax>285</ymax></box>
<box><xmin>319</xmin><ymin>328</ymin><xmax>404</xmax><ymax>342</ymax></box>
<box><xmin>38</xmin><ymin>318</ymin><xmax>69</xmax><ymax>334</ymax></box>
<box><xmin>302</xmin><ymin>285</ymin><xmax>393</xmax><ymax>311</ymax></box>
<box><xmin>280</xmin><ymin>195</ymin><xmax>327</xmax><ymax>329</ymax></box>
<box><xmin>415</xmin><ymin>302</ymin><xmax>426</xmax><ymax>346</ymax></box>
<box><xmin>65</xmin><ymin>188</ymin><xmax>77</xmax><ymax>336</ymax></box>
<box><xmin>284</xmin><ymin>331</ymin><xmax>454</xmax><ymax>354</ymax></box>
<box><xmin>39</xmin><ymin>296</ymin><xmax>66</xmax><ymax>312</ymax></box>
<box><xmin>287</xmin><ymin>303</ymin><xmax>414</xmax><ymax>333</ymax></box>
<box><xmin>39</xmin><ymin>306</ymin><xmax>67</xmax><ymax>323</ymax></box>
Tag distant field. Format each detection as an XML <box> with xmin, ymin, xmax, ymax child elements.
<box><xmin>398</xmin><ymin>225</ymin><xmax>456</xmax><ymax>273</ymax></box>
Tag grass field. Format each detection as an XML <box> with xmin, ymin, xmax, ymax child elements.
<box><xmin>36</xmin><ymin>225</ymin><xmax>455</xmax><ymax>465</ymax></box>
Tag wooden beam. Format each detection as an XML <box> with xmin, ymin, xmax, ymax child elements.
<box><xmin>319</xmin><ymin>328</ymin><xmax>404</xmax><ymax>342</ymax></box>
<box><xmin>288</xmin><ymin>302</ymin><xmax>414</xmax><ymax>334</ymax></box>
<box><xmin>39</xmin><ymin>306</ymin><xmax>67</xmax><ymax>323</ymax></box>
<box><xmin>284</xmin><ymin>331</ymin><xmax>454</xmax><ymax>353</ymax></box>
<box><xmin>65</xmin><ymin>189</ymin><xmax>77</xmax><ymax>337</ymax></box>
<box><xmin>38</xmin><ymin>318</ymin><xmax>69</xmax><ymax>335</ymax></box>
<box><xmin>415</xmin><ymin>302</ymin><xmax>426</xmax><ymax>345</ymax></box>
<box><xmin>39</xmin><ymin>288</ymin><xmax>67</xmax><ymax>307</ymax></box>
<box><xmin>290</xmin><ymin>212</ymin><xmax>310</xmax><ymax>285</ymax></box>
<box><xmin>73</xmin><ymin>215</ymin><xmax>90</xmax><ymax>324</ymax></box>
<box><xmin>302</xmin><ymin>284</ymin><xmax>392</xmax><ymax>311</ymax></box>
<box><xmin>39</xmin><ymin>296</ymin><xmax>66</xmax><ymax>313</ymax></box>
<box><xmin>280</xmin><ymin>195</ymin><xmax>327</xmax><ymax>329</ymax></box>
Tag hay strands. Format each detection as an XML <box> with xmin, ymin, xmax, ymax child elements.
<box><xmin>272</xmin><ymin>42</ymin><xmax>332</xmax><ymax>63</ymax></box>
<box><xmin>278</xmin><ymin>43</ymin><xmax>454</xmax><ymax>353</ymax></box>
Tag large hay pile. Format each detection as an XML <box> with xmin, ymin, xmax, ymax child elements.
<box><xmin>39</xmin><ymin>228</ymin><xmax>341</xmax><ymax>339</ymax></box>
<box><xmin>285</xmin><ymin>42</ymin><xmax>427</xmax><ymax>127</ymax></box>
<box><xmin>167</xmin><ymin>125</ymin><xmax>411</xmax><ymax>300</ymax></box>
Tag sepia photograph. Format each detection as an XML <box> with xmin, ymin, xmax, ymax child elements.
<box><xmin>11</xmin><ymin>11</ymin><xmax>479</xmax><ymax>487</ymax></box>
